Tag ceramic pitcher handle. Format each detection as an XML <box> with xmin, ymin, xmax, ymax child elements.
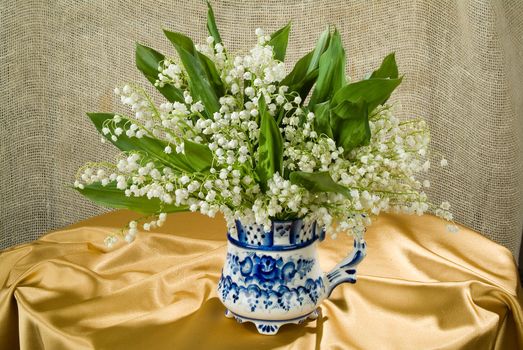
<box><xmin>325</xmin><ymin>238</ymin><xmax>367</xmax><ymax>297</ymax></box>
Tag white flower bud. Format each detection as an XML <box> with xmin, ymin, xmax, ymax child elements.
<box><xmin>180</xmin><ymin>175</ymin><xmax>190</xmax><ymax>184</ymax></box>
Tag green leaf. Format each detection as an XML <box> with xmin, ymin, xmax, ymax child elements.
<box><xmin>178</xmin><ymin>47</ymin><xmax>221</xmax><ymax>115</ymax></box>
<box><xmin>88</xmin><ymin>112</ymin><xmax>185</xmax><ymax>170</ymax></box>
<box><xmin>280</xmin><ymin>51</ymin><xmax>320</xmax><ymax>101</ymax></box>
<box><xmin>331</xmin><ymin>77</ymin><xmax>402</xmax><ymax>115</ymax></box>
<box><xmin>76</xmin><ymin>181</ymin><xmax>188</xmax><ymax>214</ymax></box>
<box><xmin>309</xmin><ymin>29</ymin><xmax>347</xmax><ymax>108</ymax></box>
<box><xmin>163</xmin><ymin>30</ymin><xmax>195</xmax><ymax>54</ymax></box>
<box><xmin>135</xmin><ymin>43</ymin><xmax>184</xmax><ymax>103</ymax></box>
<box><xmin>328</xmin><ymin>63</ymin><xmax>402</xmax><ymax>155</ymax></box>
<box><xmin>330</xmin><ymin>99</ymin><xmax>371</xmax><ymax>154</ymax></box>
<box><xmin>281</xmin><ymin>51</ymin><xmax>313</xmax><ymax>88</ymax></box>
<box><xmin>368</xmin><ymin>53</ymin><xmax>400</xmax><ymax>106</ymax></box>
<box><xmin>161</xmin><ymin>30</ymin><xmax>224</xmax><ymax>93</ymax></box>
<box><xmin>164</xmin><ymin>30</ymin><xmax>222</xmax><ymax>115</ymax></box>
<box><xmin>306</xmin><ymin>27</ymin><xmax>331</xmax><ymax>76</ymax></box>
<box><xmin>312</xmin><ymin>101</ymin><xmax>333</xmax><ymax>138</ymax></box>
<box><xmin>269</xmin><ymin>22</ymin><xmax>291</xmax><ymax>61</ymax></box>
<box><xmin>370</xmin><ymin>52</ymin><xmax>398</xmax><ymax>79</ymax></box>
<box><xmin>289</xmin><ymin>171</ymin><xmax>350</xmax><ymax>197</ymax></box>
<box><xmin>183</xmin><ymin>140</ymin><xmax>213</xmax><ymax>172</ymax></box>
<box><xmin>161</xmin><ymin>30</ymin><xmax>223</xmax><ymax>94</ymax></box>
<box><xmin>198</xmin><ymin>52</ymin><xmax>225</xmax><ymax>96</ymax></box>
<box><xmin>255</xmin><ymin>97</ymin><xmax>284</xmax><ymax>191</ymax></box>
<box><xmin>88</xmin><ymin>113</ymin><xmax>211</xmax><ymax>173</ymax></box>
<box><xmin>206</xmin><ymin>1</ymin><xmax>222</xmax><ymax>44</ymax></box>
<box><xmin>281</xmin><ymin>27</ymin><xmax>330</xmax><ymax>99</ymax></box>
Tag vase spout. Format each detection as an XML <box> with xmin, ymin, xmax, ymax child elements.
<box><xmin>324</xmin><ymin>238</ymin><xmax>366</xmax><ymax>298</ymax></box>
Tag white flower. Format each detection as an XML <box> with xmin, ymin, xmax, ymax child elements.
<box><xmin>104</xmin><ymin>235</ymin><xmax>118</xmax><ymax>248</ymax></box>
<box><xmin>244</xmin><ymin>87</ymin><xmax>254</xmax><ymax>98</ymax></box>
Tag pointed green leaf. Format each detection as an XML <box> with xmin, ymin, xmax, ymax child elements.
<box><xmin>163</xmin><ymin>30</ymin><xmax>195</xmax><ymax>54</ymax></box>
<box><xmin>255</xmin><ymin>97</ymin><xmax>284</xmax><ymax>191</ymax></box>
<box><xmin>269</xmin><ymin>22</ymin><xmax>291</xmax><ymax>61</ymax></box>
<box><xmin>331</xmin><ymin>77</ymin><xmax>402</xmax><ymax>114</ymax></box>
<box><xmin>330</xmin><ymin>99</ymin><xmax>371</xmax><ymax>154</ymax></box>
<box><xmin>370</xmin><ymin>52</ymin><xmax>398</xmax><ymax>79</ymax></box>
<box><xmin>76</xmin><ymin>181</ymin><xmax>188</xmax><ymax>214</ymax></box>
<box><xmin>368</xmin><ymin>53</ymin><xmax>400</xmax><ymax>105</ymax></box>
<box><xmin>309</xmin><ymin>29</ymin><xmax>347</xmax><ymax>108</ymax></box>
<box><xmin>198</xmin><ymin>52</ymin><xmax>225</xmax><ymax>96</ymax></box>
<box><xmin>306</xmin><ymin>27</ymin><xmax>331</xmax><ymax>76</ymax></box>
<box><xmin>281</xmin><ymin>27</ymin><xmax>330</xmax><ymax>99</ymax></box>
<box><xmin>177</xmin><ymin>46</ymin><xmax>221</xmax><ymax>115</ymax></box>
<box><xmin>135</xmin><ymin>43</ymin><xmax>184</xmax><ymax>103</ymax></box>
<box><xmin>161</xmin><ymin>30</ymin><xmax>223</xmax><ymax>94</ymax></box>
<box><xmin>280</xmin><ymin>51</ymin><xmax>320</xmax><ymax>100</ymax></box>
<box><xmin>289</xmin><ymin>171</ymin><xmax>350</xmax><ymax>197</ymax></box>
<box><xmin>164</xmin><ymin>30</ymin><xmax>222</xmax><ymax>114</ymax></box>
<box><xmin>206</xmin><ymin>1</ymin><xmax>222</xmax><ymax>44</ymax></box>
<box><xmin>312</xmin><ymin>101</ymin><xmax>333</xmax><ymax>138</ymax></box>
<box><xmin>88</xmin><ymin>113</ymin><xmax>210</xmax><ymax>173</ymax></box>
<box><xmin>281</xmin><ymin>51</ymin><xmax>313</xmax><ymax>88</ymax></box>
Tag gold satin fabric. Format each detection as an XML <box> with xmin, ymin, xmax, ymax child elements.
<box><xmin>1</xmin><ymin>211</ymin><xmax>522</xmax><ymax>350</ymax></box>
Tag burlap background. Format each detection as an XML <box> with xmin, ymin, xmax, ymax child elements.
<box><xmin>1</xmin><ymin>1</ymin><xmax>522</xmax><ymax>260</ymax></box>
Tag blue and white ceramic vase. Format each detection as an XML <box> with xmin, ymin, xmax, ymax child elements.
<box><xmin>218</xmin><ymin>218</ymin><xmax>366</xmax><ymax>335</ymax></box>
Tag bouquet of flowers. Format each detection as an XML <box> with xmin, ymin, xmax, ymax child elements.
<box><xmin>74</xmin><ymin>2</ymin><xmax>454</xmax><ymax>247</ymax></box>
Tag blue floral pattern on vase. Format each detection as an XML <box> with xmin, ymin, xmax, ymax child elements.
<box><xmin>219</xmin><ymin>218</ymin><xmax>367</xmax><ymax>335</ymax></box>
<box><xmin>218</xmin><ymin>252</ymin><xmax>325</xmax><ymax>312</ymax></box>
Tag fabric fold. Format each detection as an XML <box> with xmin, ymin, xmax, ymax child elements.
<box><xmin>1</xmin><ymin>210</ymin><xmax>521</xmax><ymax>349</ymax></box>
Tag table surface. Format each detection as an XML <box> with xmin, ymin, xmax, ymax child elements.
<box><xmin>1</xmin><ymin>211</ymin><xmax>522</xmax><ymax>350</ymax></box>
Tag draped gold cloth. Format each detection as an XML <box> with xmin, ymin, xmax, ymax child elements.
<box><xmin>1</xmin><ymin>211</ymin><xmax>522</xmax><ymax>349</ymax></box>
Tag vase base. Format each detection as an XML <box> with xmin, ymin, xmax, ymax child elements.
<box><xmin>224</xmin><ymin>308</ymin><xmax>320</xmax><ymax>335</ymax></box>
